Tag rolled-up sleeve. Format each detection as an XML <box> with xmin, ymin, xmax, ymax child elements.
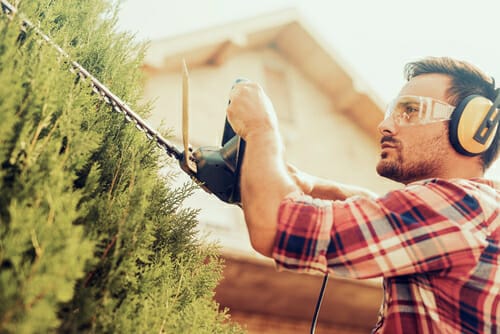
<box><xmin>272</xmin><ymin>179</ymin><xmax>487</xmax><ymax>279</ymax></box>
<box><xmin>272</xmin><ymin>191</ymin><xmax>334</xmax><ymax>274</ymax></box>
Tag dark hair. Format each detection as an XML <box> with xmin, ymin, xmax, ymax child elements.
<box><xmin>404</xmin><ymin>56</ymin><xmax>499</xmax><ymax>170</ymax></box>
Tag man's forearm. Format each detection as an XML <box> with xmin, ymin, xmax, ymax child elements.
<box><xmin>241</xmin><ymin>129</ymin><xmax>298</xmax><ymax>257</ymax></box>
<box><xmin>309</xmin><ymin>180</ymin><xmax>378</xmax><ymax>201</ymax></box>
<box><xmin>288</xmin><ymin>164</ymin><xmax>377</xmax><ymax>201</ymax></box>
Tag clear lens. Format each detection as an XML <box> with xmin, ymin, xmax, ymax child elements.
<box><xmin>385</xmin><ymin>95</ymin><xmax>455</xmax><ymax>126</ymax></box>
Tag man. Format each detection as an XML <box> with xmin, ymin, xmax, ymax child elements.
<box><xmin>226</xmin><ymin>57</ymin><xmax>499</xmax><ymax>333</ymax></box>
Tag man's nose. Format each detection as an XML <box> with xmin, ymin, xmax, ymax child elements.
<box><xmin>378</xmin><ymin>116</ymin><xmax>398</xmax><ymax>136</ymax></box>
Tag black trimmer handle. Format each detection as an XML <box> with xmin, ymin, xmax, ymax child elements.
<box><xmin>221</xmin><ymin>116</ymin><xmax>237</xmax><ymax>146</ymax></box>
<box><xmin>220</xmin><ymin>128</ymin><xmax>245</xmax><ymax>204</ymax></box>
<box><xmin>189</xmin><ymin>79</ymin><xmax>248</xmax><ymax>206</ymax></box>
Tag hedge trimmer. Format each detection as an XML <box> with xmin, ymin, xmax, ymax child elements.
<box><xmin>0</xmin><ymin>0</ymin><xmax>246</xmax><ymax>205</ymax></box>
<box><xmin>0</xmin><ymin>2</ymin><xmax>334</xmax><ymax>332</ymax></box>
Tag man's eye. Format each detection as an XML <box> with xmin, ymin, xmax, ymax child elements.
<box><xmin>405</xmin><ymin>105</ymin><xmax>419</xmax><ymax>113</ymax></box>
<box><xmin>401</xmin><ymin>105</ymin><xmax>419</xmax><ymax>119</ymax></box>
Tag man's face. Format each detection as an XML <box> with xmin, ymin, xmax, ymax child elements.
<box><xmin>376</xmin><ymin>74</ymin><xmax>455</xmax><ymax>184</ymax></box>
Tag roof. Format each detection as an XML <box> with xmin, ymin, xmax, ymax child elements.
<box><xmin>143</xmin><ymin>8</ymin><xmax>385</xmax><ymax>139</ymax></box>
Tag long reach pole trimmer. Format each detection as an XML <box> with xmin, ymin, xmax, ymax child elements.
<box><xmin>0</xmin><ymin>0</ymin><xmax>246</xmax><ymax>205</ymax></box>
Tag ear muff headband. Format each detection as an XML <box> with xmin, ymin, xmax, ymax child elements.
<box><xmin>449</xmin><ymin>94</ymin><xmax>499</xmax><ymax>156</ymax></box>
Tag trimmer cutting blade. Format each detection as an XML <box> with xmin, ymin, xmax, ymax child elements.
<box><xmin>182</xmin><ymin>59</ymin><xmax>197</xmax><ymax>173</ymax></box>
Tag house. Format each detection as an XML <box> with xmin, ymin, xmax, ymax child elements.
<box><xmin>141</xmin><ymin>8</ymin><xmax>398</xmax><ymax>333</ymax></box>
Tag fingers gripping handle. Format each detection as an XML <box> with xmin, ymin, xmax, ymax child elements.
<box><xmin>222</xmin><ymin>77</ymin><xmax>248</xmax><ymax>145</ymax></box>
<box><xmin>220</xmin><ymin>78</ymin><xmax>248</xmax><ymax>204</ymax></box>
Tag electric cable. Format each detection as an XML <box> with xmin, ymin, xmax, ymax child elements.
<box><xmin>310</xmin><ymin>273</ymin><xmax>329</xmax><ymax>334</ymax></box>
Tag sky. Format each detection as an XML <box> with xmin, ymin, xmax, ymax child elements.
<box><xmin>117</xmin><ymin>0</ymin><xmax>500</xmax><ymax>179</ymax></box>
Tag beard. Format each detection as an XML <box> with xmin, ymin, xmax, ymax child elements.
<box><xmin>376</xmin><ymin>154</ymin><xmax>440</xmax><ymax>184</ymax></box>
<box><xmin>376</xmin><ymin>134</ymin><xmax>445</xmax><ymax>184</ymax></box>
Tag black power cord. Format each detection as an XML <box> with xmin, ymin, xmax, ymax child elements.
<box><xmin>310</xmin><ymin>273</ymin><xmax>329</xmax><ymax>334</ymax></box>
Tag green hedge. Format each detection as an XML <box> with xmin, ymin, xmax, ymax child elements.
<box><xmin>0</xmin><ymin>1</ymin><xmax>243</xmax><ymax>333</ymax></box>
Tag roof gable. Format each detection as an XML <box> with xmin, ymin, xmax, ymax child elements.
<box><xmin>144</xmin><ymin>9</ymin><xmax>384</xmax><ymax>139</ymax></box>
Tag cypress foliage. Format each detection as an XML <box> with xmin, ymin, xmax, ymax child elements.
<box><xmin>0</xmin><ymin>1</ymin><xmax>243</xmax><ymax>333</ymax></box>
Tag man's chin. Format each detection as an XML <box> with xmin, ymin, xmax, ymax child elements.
<box><xmin>376</xmin><ymin>159</ymin><xmax>402</xmax><ymax>181</ymax></box>
<box><xmin>376</xmin><ymin>157</ymin><xmax>390</xmax><ymax>174</ymax></box>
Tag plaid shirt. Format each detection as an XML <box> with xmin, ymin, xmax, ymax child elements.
<box><xmin>272</xmin><ymin>178</ymin><xmax>500</xmax><ymax>333</ymax></box>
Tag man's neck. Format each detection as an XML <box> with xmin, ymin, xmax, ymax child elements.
<box><xmin>401</xmin><ymin>160</ymin><xmax>484</xmax><ymax>185</ymax></box>
<box><xmin>442</xmin><ymin>154</ymin><xmax>484</xmax><ymax>180</ymax></box>
<box><xmin>426</xmin><ymin>159</ymin><xmax>484</xmax><ymax>183</ymax></box>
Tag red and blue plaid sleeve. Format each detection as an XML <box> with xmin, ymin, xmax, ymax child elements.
<box><xmin>272</xmin><ymin>179</ymin><xmax>488</xmax><ymax>279</ymax></box>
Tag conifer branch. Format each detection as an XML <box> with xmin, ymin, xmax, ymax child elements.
<box><xmin>159</xmin><ymin>319</ymin><xmax>166</xmax><ymax>334</ymax></box>
<box><xmin>26</xmin><ymin>291</ymin><xmax>46</xmax><ymax>311</ymax></box>
<box><xmin>30</xmin><ymin>229</ymin><xmax>42</xmax><ymax>257</ymax></box>
<box><xmin>1</xmin><ymin>308</ymin><xmax>15</xmax><ymax>329</ymax></box>
<box><xmin>57</xmin><ymin>137</ymin><xmax>71</xmax><ymax>169</ymax></box>
<box><xmin>83</xmin><ymin>234</ymin><xmax>118</xmax><ymax>288</ymax></box>
<box><xmin>108</xmin><ymin>154</ymin><xmax>123</xmax><ymax>202</ymax></box>
<box><xmin>46</xmin><ymin>193</ymin><xmax>55</xmax><ymax>226</ymax></box>
<box><xmin>28</xmin><ymin>104</ymin><xmax>48</xmax><ymax>154</ymax></box>
<box><xmin>39</xmin><ymin>116</ymin><xmax>60</xmax><ymax>151</ymax></box>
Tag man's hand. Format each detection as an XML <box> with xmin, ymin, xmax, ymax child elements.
<box><xmin>226</xmin><ymin>81</ymin><xmax>279</xmax><ymax>140</ymax></box>
<box><xmin>287</xmin><ymin>163</ymin><xmax>315</xmax><ymax>194</ymax></box>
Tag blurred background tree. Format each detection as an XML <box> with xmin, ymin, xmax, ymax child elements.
<box><xmin>0</xmin><ymin>1</ymin><xmax>243</xmax><ymax>333</ymax></box>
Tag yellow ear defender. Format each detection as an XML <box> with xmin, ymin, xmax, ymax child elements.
<box><xmin>449</xmin><ymin>89</ymin><xmax>500</xmax><ymax>156</ymax></box>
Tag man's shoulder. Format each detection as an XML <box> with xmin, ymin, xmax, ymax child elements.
<box><xmin>377</xmin><ymin>177</ymin><xmax>499</xmax><ymax>210</ymax></box>
<box><xmin>404</xmin><ymin>177</ymin><xmax>499</xmax><ymax>194</ymax></box>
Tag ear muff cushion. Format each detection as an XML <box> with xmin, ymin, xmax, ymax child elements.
<box><xmin>449</xmin><ymin>95</ymin><xmax>495</xmax><ymax>156</ymax></box>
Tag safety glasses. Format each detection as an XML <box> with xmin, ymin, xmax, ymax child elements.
<box><xmin>384</xmin><ymin>95</ymin><xmax>455</xmax><ymax>126</ymax></box>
